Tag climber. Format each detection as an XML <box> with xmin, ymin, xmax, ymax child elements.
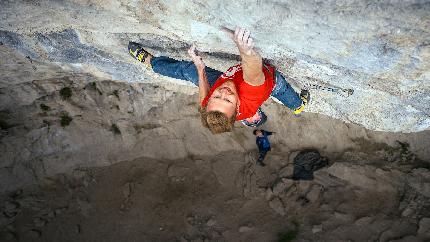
<box><xmin>128</xmin><ymin>26</ymin><xmax>309</xmax><ymax>134</ymax></box>
<box><xmin>253</xmin><ymin>129</ymin><xmax>275</xmax><ymax>166</ymax></box>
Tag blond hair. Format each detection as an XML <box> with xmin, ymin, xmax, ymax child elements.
<box><xmin>199</xmin><ymin>107</ymin><xmax>236</xmax><ymax>134</ymax></box>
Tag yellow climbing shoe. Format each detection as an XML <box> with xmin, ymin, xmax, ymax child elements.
<box><xmin>293</xmin><ymin>90</ymin><xmax>310</xmax><ymax>116</ymax></box>
<box><xmin>128</xmin><ymin>41</ymin><xmax>152</xmax><ymax>68</ymax></box>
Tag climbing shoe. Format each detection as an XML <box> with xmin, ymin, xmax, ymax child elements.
<box><xmin>300</xmin><ymin>89</ymin><xmax>310</xmax><ymax>105</ymax></box>
<box><xmin>293</xmin><ymin>90</ymin><xmax>310</xmax><ymax>116</ymax></box>
<box><xmin>128</xmin><ymin>42</ymin><xmax>152</xmax><ymax>68</ymax></box>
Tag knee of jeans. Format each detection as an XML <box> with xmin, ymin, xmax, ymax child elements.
<box><xmin>274</xmin><ymin>73</ymin><xmax>287</xmax><ymax>92</ymax></box>
<box><xmin>183</xmin><ymin>70</ymin><xmax>199</xmax><ymax>85</ymax></box>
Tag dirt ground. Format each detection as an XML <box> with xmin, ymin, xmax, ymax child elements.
<box><xmin>1</xmin><ymin>137</ymin><xmax>430</xmax><ymax>242</ymax></box>
<box><xmin>0</xmin><ymin>153</ymin><xmax>293</xmax><ymax>242</ymax></box>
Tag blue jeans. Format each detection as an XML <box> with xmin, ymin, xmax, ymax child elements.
<box><xmin>257</xmin><ymin>148</ymin><xmax>270</xmax><ymax>164</ymax></box>
<box><xmin>151</xmin><ymin>56</ymin><xmax>302</xmax><ymax>110</ymax></box>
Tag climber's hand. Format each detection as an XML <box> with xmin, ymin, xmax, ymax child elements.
<box><xmin>223</xmin><ymin>27</ymin><xmax>255</xmax><ymax>56</ymax></box>
<box><xmin>188</xmin><ymin>43</ymin><xmax>205</xmax><ymax>70</ymax></box>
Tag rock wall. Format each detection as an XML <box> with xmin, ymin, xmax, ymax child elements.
<box><xmin>1</xmin><ymin>45</ymin><xmax>429</xmax><ymax>193</ymax></box>
<box><xmin>1</xmin><ymin>0</ymin><xmax>429</xmax><ymax>132</ymax></box>
<box><xmin>2</xmin><ymin>2</ymin><xmax>430</xmax><ymax>240</ymax></box>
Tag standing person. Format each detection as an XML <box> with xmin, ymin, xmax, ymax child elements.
<box><xmin>253</xmin><ymin>129</ymin><xmax>274</xmax><ymax>166</ymax></box>
<box><xmin>128</xmin><ymin>26</ymin><xmax>309</xmax><ymax>134</ymax></box>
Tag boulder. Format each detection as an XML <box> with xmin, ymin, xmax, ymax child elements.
<box><xmin>327</xmin><ymin>163</ymin><xmax>398</xmax><ymax>193</ymax></box>
<box><xmin>269</xmin><ymin>197</ymin><xmax>286</xmax><ymax>216</ymax></box>
<box><xmin>418</xmin><ymin>218</ymin><xmax>430</xmax><ymax>235</ymax></box>
<box><xmin>272</xmin><ymin>178</ymin><xmax>294</xmax><ymax>196</ymax></box>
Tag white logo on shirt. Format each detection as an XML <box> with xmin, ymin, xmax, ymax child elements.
<box><xmin>221</xmin><ymin>65</ymin><xmax>242</xmax><ymax>78</ymax></box>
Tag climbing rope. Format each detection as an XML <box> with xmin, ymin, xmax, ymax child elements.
<box><xmin>303</xmin><ymin>83</ymin><xmax>354</xmax><ymax>97</ymax></box>
<box><xmin>275</xmin><ymin>69</ymin><xmax>354</xmax><ymax>98</ymax></box>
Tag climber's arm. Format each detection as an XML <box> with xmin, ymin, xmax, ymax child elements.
<box><xmin>222</xmin><ymin>26</ymin><xmax>265</xmax><ymax>86</ymax></box>
<box><xmin>197</xmin><ymin>68</ymin><xmax>209</xmax><ymax>105</ymax></box>
<box><xmin>264</xmin><ymin>131</ymin><xmax>274</xmax><ymax>136</ymax></box>
<box><xmin>188</xmin><ymin>44</ymin><xmax>209</xmax><ymax>106</ymax></box>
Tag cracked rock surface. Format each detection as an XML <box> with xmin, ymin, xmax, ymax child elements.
<box><xmin>1</xmin><ymin>0</ymin><xmax>430</xmax><ymax>132</ymax></box>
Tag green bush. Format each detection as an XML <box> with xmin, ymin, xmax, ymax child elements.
<box><xmin>40</xmin><ymin>103</ymin><xmax>51</xmax><ymax>111</ymax></box>
<box><xmin>60</xmin><ymin>87</ymin><xmax>72</xmax><ymax>100</ymax></box>
<box><xmin>90</xmin><ymin>82</ymin><xmax>97</xmax><ymax>89</ymax></box>
<box><xmin>60</xmin><ymin>113</ymin><xmax>73</xmax><ymax>127</ymax></box>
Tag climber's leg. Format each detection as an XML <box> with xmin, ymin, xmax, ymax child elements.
<box><xmin>151</xmin><ymin>56</ymin><xmax>222</xmax><ymax>87</ymax></box>
<box><xmin>271</xmin><ymin>71</ymin><xmax>310</xmax><ymax>115</ymax></box>
<box><xmin>128</xmin><ymin>41</ymin><xmax>222</xmax><ymax>87</ymax></box>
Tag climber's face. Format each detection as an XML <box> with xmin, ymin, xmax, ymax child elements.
<box><xmin>206</xmin><ymin>81</ymin><xmax>239</xmax><ymax>118</ymax></box>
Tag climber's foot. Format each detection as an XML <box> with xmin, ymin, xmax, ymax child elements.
<box><xmin>293</xmin><ymin>90</ymin><xmax>310</xmax><ymax>116</ymax></box>
<box><xmin>128</xmin><ymin>42</ymin><xmax>153</xmax><ymax>68</ymax></box>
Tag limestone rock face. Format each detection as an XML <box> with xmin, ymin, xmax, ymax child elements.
<box><xmin>1</xmin><ymin>3</ymin><xmax>430</xmax><ymax>240</ymax></box>
<box><xmin>0</xmin><ymin>46</ymin><xmax>248</xmax><ymax>191</ymax></box>
<box><xmin>1</xmin><ymin>0</ymin><xmax>429</xmax><ymax>132</ymax></box>
<box><xmin>1</xmin><ymin>35</ymin><xmax>430</xmax><ymax>193</ymax></box>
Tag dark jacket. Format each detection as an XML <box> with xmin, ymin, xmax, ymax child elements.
<box><xmin>256</xmin><ymin>130</ymin><xmax>273</xmax><ymax>151</ymax></box>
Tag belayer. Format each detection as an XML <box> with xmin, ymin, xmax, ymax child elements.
<box><xmin>253</xmin><ymin>129</ymin><xmax>275</xmax><ymax>166</ymax></box>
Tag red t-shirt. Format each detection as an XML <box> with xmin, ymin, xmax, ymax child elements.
<box><xmin>201</xmin><ymin>64</ymin><xmax>275</xmax><ymax>120</ymax></box>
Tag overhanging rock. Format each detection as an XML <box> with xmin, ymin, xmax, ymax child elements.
<box><xmin>1</xmin><ymin>0</ymin><xmax>429</xmax><ymax>132</ymax></box>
